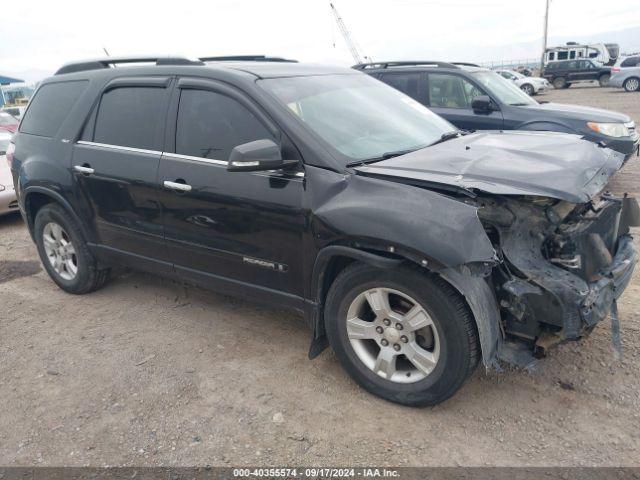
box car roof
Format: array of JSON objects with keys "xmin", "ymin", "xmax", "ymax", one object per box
[
  {"xmin": 353, "ymin": 61, "xmax": 489, "ymax": 74},
  {"xmin": 51, "ymin": 56, "xmax": 356, "ymax": 82},
  {"xmin": 214, "ymin": 61, "xmax": 355, "ymax": 78}
]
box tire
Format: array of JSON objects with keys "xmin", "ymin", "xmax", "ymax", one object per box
[
  {"xmin": 598, "ymin": 74, "xmax": 610, "ymax": 87},
  {"xmin": 553, "ymin": 77, "xmax": 566, "ymax": 89},
  {"xmin": 520, "ymin": 83, "xmax": 535, "ymax": 96},
  {"xmin": 324, "ymin": 263, "xmax": 480, "ymax": 407},
  {"xmin": 623, "ymin": 77, "xmax": 640, "ymax": 92},
  {"xmin": 34, "ymin": 203, "xmax": 110, "ymax": 294}
]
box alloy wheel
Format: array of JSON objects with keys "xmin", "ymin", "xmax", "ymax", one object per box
[
  {"xmin": 522, "ymin": 84, "xmax": 534, "ymax": 95},
  {"xmin": 346, "ymin": 287, "xmax": 440, "ymax": 383},
  {"xmin": 42, "ymin": 222, "xmax": 78, "ymax": 281},
  {"xmin": 625, "ymin": 78, "xmax": 639, "ymax": 92}
]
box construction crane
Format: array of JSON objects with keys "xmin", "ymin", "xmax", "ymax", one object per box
[{"xmin": 330, "ymin": 2, "xmax": 370, "ymax": 64}]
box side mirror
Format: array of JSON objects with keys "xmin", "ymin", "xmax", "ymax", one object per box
[
  {"xmin": 471, "ymin": 95, "xmax": 495, "ymax": 114},
  {"xmin": 227, "ymin": 139, "xmax": 297, "ymax": 172}
]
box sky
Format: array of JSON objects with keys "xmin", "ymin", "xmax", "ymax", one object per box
[{"xmin": 2, "ymin": 0, "xmax": 640, "ymax": 82}]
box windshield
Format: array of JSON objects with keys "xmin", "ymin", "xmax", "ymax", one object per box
[
  {"xmin": 471, "ymin": 71, "xmax": 537, "ymax": 106},
  {"xmin": 0, "ymin": 112, "xmax": 19, "ymax": 127},
  {"xmin": 259, "ymin": 74, "xmax": 455, "ymax": 162}
]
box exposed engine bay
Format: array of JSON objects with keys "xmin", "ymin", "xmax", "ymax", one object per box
[{"xmin": 472, "ymin": 192, "xmax": 639, "ymax": 359}]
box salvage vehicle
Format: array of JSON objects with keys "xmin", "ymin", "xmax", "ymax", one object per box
[
  {"xmin": 8, "ymin": 56, "xmax": 639, "ymax": 406},
  {"xmin": 357, "ymin": 61, "xmax": 638, "ymax": 159},
  {"xmin": 494, "ymin": 69, "xmax": 550, "ymax": 96}
]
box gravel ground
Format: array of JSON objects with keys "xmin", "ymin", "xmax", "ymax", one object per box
[{"xmin": 1, "ymin": 85, "xmax": 639, "ymax": 467}]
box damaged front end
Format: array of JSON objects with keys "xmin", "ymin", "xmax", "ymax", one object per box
[{"xmin": 473, "ymin": 192, "xmax": 639, "ymax": 364}]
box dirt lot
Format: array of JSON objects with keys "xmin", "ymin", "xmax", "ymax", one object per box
[{"xmin": 1, "ymin": 85, "xmax": 640, "ymax": 468}]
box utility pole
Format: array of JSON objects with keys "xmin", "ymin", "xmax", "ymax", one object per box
[{"xmin": 540, "ymin": 0, "xmax": 550, "ymax": 73}]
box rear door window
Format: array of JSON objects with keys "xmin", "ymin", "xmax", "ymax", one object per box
[
  {"xmin": 19, "ymin": 81, "xmax": 88, "ymax": 137},
  {"xmin": 378, "ymin": 72, "xmax": 423, "ymax": 102},
  {"xmin": 175, "ymin": 89, "xmax": 275, "ymax": 161},
  {"xmin": 93, "ymin": 87, "xmax": 168, "ymax": 151}
]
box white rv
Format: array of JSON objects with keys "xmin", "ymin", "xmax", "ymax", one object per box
[{"xmin": 544, "ymin": 43, "xmax": 619, "ymax": 66}]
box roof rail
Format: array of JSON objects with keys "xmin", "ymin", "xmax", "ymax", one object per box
[
  {"xmin": 452, "ymin": 62, "xmax": 481, "ymax": 67},
  {"xmin": 199, "ymin": 55, "xmax": 298, "ymax": 63},
  {"xmin": 55, "ymin": 56, "xmax": 204, "ymax": 75},
  {"xmin": 352, "ymin": 61, "xmax": 459, "ymax": 70}
]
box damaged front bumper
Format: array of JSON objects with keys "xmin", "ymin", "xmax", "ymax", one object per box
[
  {"xmin": 480, "ymin": 193, "xmax": 640, "ymax": 365},
  {"xmin": 582, "ymin": 234, "xmax": 636, "ymax": 328}
]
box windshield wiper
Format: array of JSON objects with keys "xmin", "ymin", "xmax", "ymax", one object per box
[
  {"xmin": 428, "ymin": 130, "xmax": 462, "ymax": 147},
  {"xmin": 346, "ymin": 147, "xmax": 421, "ymax": 168}
]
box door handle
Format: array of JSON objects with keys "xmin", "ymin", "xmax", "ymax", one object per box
[
  {"xmin": 73, "ymin": 165, "xmax": 95, "ymax": 175},
  {"xmin": 163, "ymin": 180, "xmax": 192, "ymax": 192}
]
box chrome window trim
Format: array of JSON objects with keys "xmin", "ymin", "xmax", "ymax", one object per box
[
  {"xmin": 76, "ymin": 140, "xmax": 162, "ymax": 156},
  {"xmin": 162, "ymin": 152, "xmax": 228, "ymax": 166},
  {"xmin": 75, "ymin": 141, "xmax": 305, "ymax": 179}
]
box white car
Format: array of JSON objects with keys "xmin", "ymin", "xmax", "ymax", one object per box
[
  {"xmin": 1, "ymin": 105, "xmax": 27, "ymax": 120},
  {"xmin": 495, "ymin": 69, "xmax": 550, "ymax": 96},
  {"xmin": 0, "ymin": 132, "xmax": 18, "ymax": 216}
]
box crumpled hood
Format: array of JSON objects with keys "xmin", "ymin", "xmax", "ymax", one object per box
[
  {"xmin": 354, "ymin": 131, "xmax": 625, "ymax": 203},
  {"xmin": 524, "ymin": 102, "xmax": 631, "ymax": 123}
]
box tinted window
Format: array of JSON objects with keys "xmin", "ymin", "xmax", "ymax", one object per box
[
  {"xmin": 621, "ymin": 57, "xmax": 640, "ymax": 67},
  {"xmin": 19, "ymin": 81, "xmax": 88, "ymax": 137},
  {"xmin": 176, "ymin": 89, "xmax": 275, "ymax": 161},
  {"xmin": 428, "ymin": 74, "xmax": 485, "ymax": 109},
  {"xmin": 94, "ymin": 87, "xmax": 167, "ymax": 150},
  {"xmin": 378, "ymin": 72, "xmax": 422, "ymax": 101},
  {"xmin": 557, "ymin": 51, "xmax": 568, "ymax": 60}
]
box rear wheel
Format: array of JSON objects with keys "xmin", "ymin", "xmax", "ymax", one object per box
[
  {"xmin": 598, "ymin": 74, "xmax": 610, "ymax": 87},
  {"xmin": 324, "ymin": 263, "xmax": 480, "ymax": 407},
  {"xmin": 34, "ymin": 204, "xmax": 110, "ymax": 294},
  {"xmin": 623, "ymin": 77, "xmax": 640, "ymax": 92},
  {"xmin": 553, "ymin": 77, "xmax": 566, "ymax": 89}
]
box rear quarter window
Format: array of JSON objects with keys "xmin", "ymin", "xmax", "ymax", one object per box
[
  {"xmin": 19, "ymin": 81, "xmax": 88, "ymax": 137},
  {"xmin": 621, "ymin": 57, "xmax": 640, "ymax": 67}
]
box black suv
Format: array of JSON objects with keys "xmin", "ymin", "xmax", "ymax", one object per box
[
  {"xmin": 356, "ymin": 61, "xmax": 638, "ymax": 158},
  {"xmin": 8, "ymin": 56, "xmax": 639, "ymax": 406},
  {"xmin": 542, "ymin": 59, "xmax": 611, "ymax": 88}
]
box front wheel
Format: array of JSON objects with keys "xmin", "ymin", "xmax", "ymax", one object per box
[
  {"xmin": 324, "ymin": 264, "xmax": 480, "ymax": 407},
  {"xmin": 624, "ymin": 77, "xmax": 640, "ymax": 92}
]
